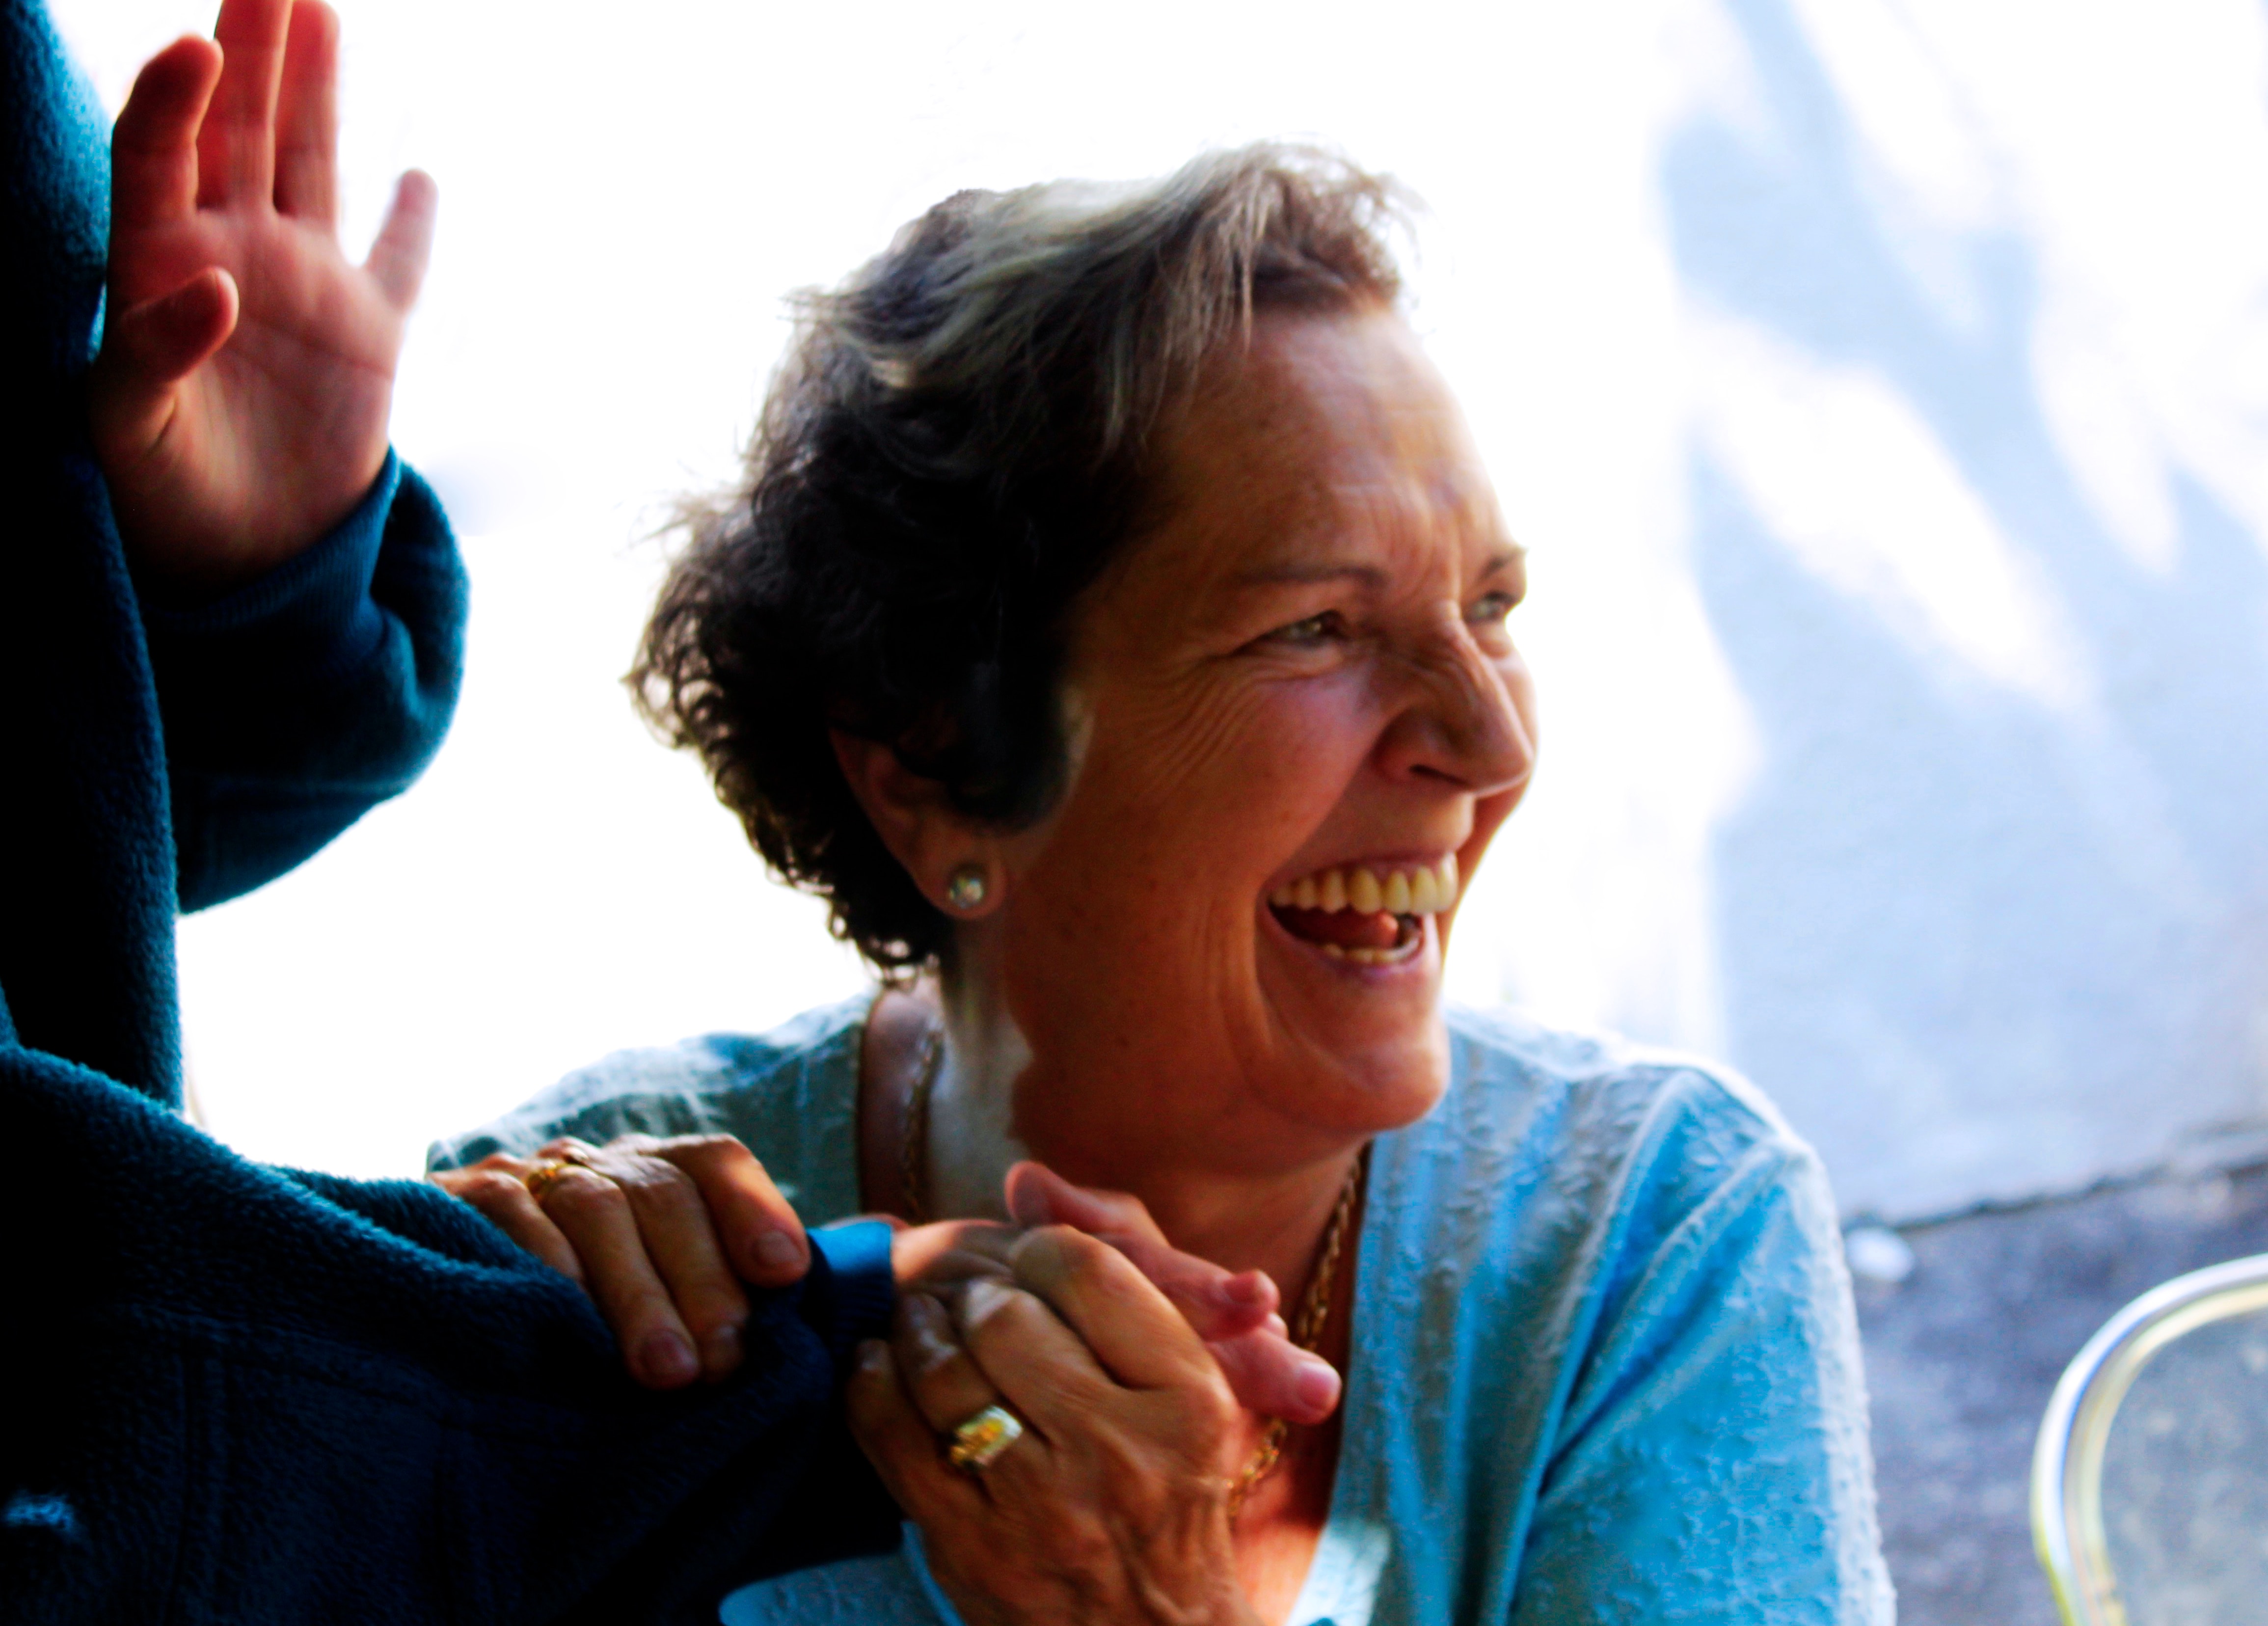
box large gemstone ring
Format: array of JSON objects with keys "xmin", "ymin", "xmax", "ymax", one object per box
[{"xmin": 945, "ymin": 1404, "xmax": 1025, "ymax": 1472}]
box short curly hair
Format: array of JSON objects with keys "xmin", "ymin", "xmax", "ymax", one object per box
[{"xmin": 630, "ymin": 144, "xmax": 1411, "ymax": 970}]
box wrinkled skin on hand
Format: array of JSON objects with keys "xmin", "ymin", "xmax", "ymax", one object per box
[
  {"xmin": 435, "ymin": 1138, "xmax": 1340, "ymax": 1427},
  {"xmin": 850, "ymin": 1227, "xmax": 1263, "ymax": 1626},
  {"xmin": 433, "ymin": 1133, "xmax": 810, "ymax": 1389}
]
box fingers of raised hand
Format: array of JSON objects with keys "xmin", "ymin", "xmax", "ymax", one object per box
[
  {"xmin": 533, "ymin": 1138, "xmax": 750, "ymax": 1386},
  {"xmin": 429, "ymin": 1158, "xmax": 583, "ymax": 1285},
  {"xmin": 89, "ymin": 268, "xmax": 239, "ymax": 454},
  {"xmin": 272, "ymin": 0, "xmax": 338, "ymax": 224},
  {"xmin": 111, "ymin": 35, "xmax": 222, "ymax": 236},
  {"xmin": 362, "ymin": 168, "xmax": 438, "ymax": 313},
  {"xmin": 199, "ymin": 0, "xmax": 293, "ymax": 208}
]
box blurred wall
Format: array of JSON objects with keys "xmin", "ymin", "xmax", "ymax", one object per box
[{"xmin": 53, "ymin": 0, "xmax": 2268, "ymax": 1219}]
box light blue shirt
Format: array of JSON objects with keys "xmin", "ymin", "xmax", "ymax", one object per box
[{"xmin": 432, "ymin": 999, "xmax": 1892, "ymax": 1625}]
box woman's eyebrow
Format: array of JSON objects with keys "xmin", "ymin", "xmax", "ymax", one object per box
[{"xmin": 1230, "ymin": 562, "xmax": 1390, "ymax": 590}]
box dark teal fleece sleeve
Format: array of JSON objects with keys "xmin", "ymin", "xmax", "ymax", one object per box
[
  {"xmin": 0, "ymin": 1042, "xmax": 901, "ymax": 1625},
  {"xmin": 135, "ymin": 451, "xmax": 469, "ymax": 912}
]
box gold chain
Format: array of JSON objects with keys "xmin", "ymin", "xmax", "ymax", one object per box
[
  {"xmin": 1223, "ymin": 1146, "xmax": 1365, "ymax": 1522},
  {"xmin": 893, "ymin": 1014, "xmax": 1365, "ymax": 1524}
]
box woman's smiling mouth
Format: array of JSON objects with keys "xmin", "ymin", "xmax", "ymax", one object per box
[{"xmin": 1267, "ymin": 856, "xmax": 1459, "ymax": 966}]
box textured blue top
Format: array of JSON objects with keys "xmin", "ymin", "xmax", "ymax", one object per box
[
  {"xmin": 1, "ymin": 4, "xmax": 899, "ymax": 1616},
  {"xmin": 432, "ymin": 997, "xmax": 1895, "ymax": 1625}
]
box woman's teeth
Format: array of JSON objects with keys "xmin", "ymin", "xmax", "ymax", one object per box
[
  {"xmin": 1265, "ymin": 856, "xmax": 1460, "ymax": 967},
  {"xmin": 1269, "ymin": 855, "xmax": 1459, "ymax": 918}
]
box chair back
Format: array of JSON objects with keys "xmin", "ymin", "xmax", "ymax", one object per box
[{"xmin": 2031, "ymin": 1251, "xmax": 2268, "ymax": 1625}]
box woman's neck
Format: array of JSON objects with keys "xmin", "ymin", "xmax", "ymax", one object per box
[
  {"xmin": 908, "ymin": 975, "xmax": 1365, "ymax": 1305},
  {"xmin": 922, "ymin": 972, "xmax": 1031, "ymax": 1221}
]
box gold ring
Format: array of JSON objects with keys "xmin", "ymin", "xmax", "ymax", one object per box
[
  {"xmin": 945, "ymin": 1404, "xmax": 1025, "ymax": 1472},
  {"xmin": 523, "ymin": 1157, "xmax": 575, "ymax": 1201}
]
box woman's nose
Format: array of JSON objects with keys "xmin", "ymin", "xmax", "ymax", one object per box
[{"xmin": 1377, "ymin": 634, "xmax": 1535, "ymax": 796}]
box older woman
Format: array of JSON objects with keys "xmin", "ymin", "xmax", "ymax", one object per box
[{"xmin": 432, "ymin": 147, "xmax": 1890, "ymax": 1625}]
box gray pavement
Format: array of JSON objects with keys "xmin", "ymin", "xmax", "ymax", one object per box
[{"xmin": 1855, "ymin": 1161, "xmax": 2268, "ymax": 1625}]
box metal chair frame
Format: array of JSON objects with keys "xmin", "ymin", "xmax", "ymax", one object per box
[{"xmin": 2031, "ymin": 1251, "xmax": 2268, "ymax": 1626}]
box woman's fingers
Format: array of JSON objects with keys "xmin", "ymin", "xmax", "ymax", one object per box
[
  {"xmin": 531, "ymin": 1163, "xmax": 703, "ymax": 1389},
  {"xmin": 999, "ymin": 1168, "xmax": 1343, "ymax": 1422},
  {"xmin": 1004, "ymin": 1160, "xmax": 1153, "ymax": 1237},
  {"xmin": 1207, "ymin": 1328, "xmax": 1341, "ymax": 1427},
  {"xmin": 429, "ymin": 1164, "xmax": 584, "ymax": 1285},
  {"xmin": 545, "ymin": 1138, "xmax": 750, "ymax": 1382},
  {"xmin": 1005, "ymin": 1161, "xmax": 1279, "ymax": 1343},
  {"xmin": 948, "ymin": 1271, "xmax": 1128, "ymax": 1443},
  {"xmin": 892, "ymin": 1217, "xmax": 1019, "ymax": 1290},
  {"xmin": 198, "ymin": 0, "xmax": 292, "ymax": 208},
  {"xmin": 847, "ymin": 1340, "xmax": 990, "ymax": 1529},
  {"xmin": 363, "ymin": 169, "xmax": 437, "ymax": 313},
  {"xmin": 271, "ymin": 0, "xmax": 338, "ymax": 225},
  {"xmin": 434, "ymin": 1135, "xmax": 806, "ymax": 1388},
  {"xmin": 892, "ymin": 1291, "xmax": 1009, "ymax": 1435},
  {"xmin": 1006, "ymin": 1227, "xmax": 1221, "ymax": 1394},
  {"xmin": 109, "ymin": 34, "xmax": 221, "ymax": 239},
  {"xmin": 647, "ymin": 1135, "xmax": 808, "ymax": 1288}
]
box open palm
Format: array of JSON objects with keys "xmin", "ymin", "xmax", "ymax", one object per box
[{"xmin": 89, "ymin": 0, "xmax": 435, "ymax": 592}]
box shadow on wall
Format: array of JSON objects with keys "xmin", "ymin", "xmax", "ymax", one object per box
[{"xmin": 1663, "ymin": 0, "xmax": 2268, "ymax": 1220}]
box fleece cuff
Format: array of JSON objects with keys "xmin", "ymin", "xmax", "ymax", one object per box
[
  {"xmin": 135, "ymin": 451, "xmax": 401, "ymax": 688},
  {"xmin": 804, "ymin": 1220, "xmax": 896, "ymax": 1378}
]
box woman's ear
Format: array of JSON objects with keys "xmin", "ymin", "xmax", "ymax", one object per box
[{"xmin": 830, "ymin": 730, "xmax": 1002, "ymax": 918}]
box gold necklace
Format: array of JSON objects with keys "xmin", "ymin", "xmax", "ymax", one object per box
[
  {"xmin": 895, "ymin": 1016, "xmax": 1364, "ymax": 1521},
  {"xmin": 1224, "ymin": 1148, "xmax": 1364, "ymax": 1521}
]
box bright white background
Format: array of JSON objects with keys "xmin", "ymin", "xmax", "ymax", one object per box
[{"xmin": 52, "ymin": 0, "xmax": 2268, "ymax": 1218}]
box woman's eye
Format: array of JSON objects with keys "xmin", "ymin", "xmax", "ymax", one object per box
[
  {"xmin": 1268, "ymin": 611, "xmax": 1340, "ymax": 646},
  {"xmin": 1467, "ymin": 592, "xmax": 1518, "ymax": 626}
]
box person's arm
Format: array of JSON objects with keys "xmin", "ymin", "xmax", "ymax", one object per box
[
  {"xmin": 1506, "ymin": 1134, "xmax": 1892, "ymax": 1626},
  {"xmin": 139, "ymin": 452, "xmax": 466, "ymax": 909},
  {"xmin": 0, "ymin": 1040, "xmax": 903, "ymax": 1626},
  {"xmin": 86, "ymin": 0, "xmax": 460, "ymax": 909}
]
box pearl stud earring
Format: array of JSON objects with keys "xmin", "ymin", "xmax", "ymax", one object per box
[{"xmin": 945, "ymin": 864, "xmax": 990, "ymax": 912}]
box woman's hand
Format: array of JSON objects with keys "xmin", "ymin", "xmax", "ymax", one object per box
[
  {"xmin": 433, "ymin": 1133, "xmax": 808, "ymax": 1389},
  {"xmin": 1003, "ymin": 1163, "xmax": 1340, "ymax": 1427},
  {"xmin": 436, "ymin": 1138, "xmax": 1342, "ymax": 1428},
  {"xmin": 88, "ymin": 0, "xmax": 436, "ymax": 592},
  {"xmin": 850, "ymin": 1225, "xmax": 1264, "ymax": 1626}
]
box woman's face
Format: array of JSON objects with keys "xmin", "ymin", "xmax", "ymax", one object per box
[{"xmin": 986, "ymin": 305, "xmax": 1537, "ymax": 1181}]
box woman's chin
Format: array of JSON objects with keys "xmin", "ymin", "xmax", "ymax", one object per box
[{"xmin": 1258, "ymin": 905, "xmax": 1453, "ymax": 1131}]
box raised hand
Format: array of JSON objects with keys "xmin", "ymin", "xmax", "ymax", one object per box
[{"xmin": 88, "ymin": 0, "xmax": 436, "ymax": 592}]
